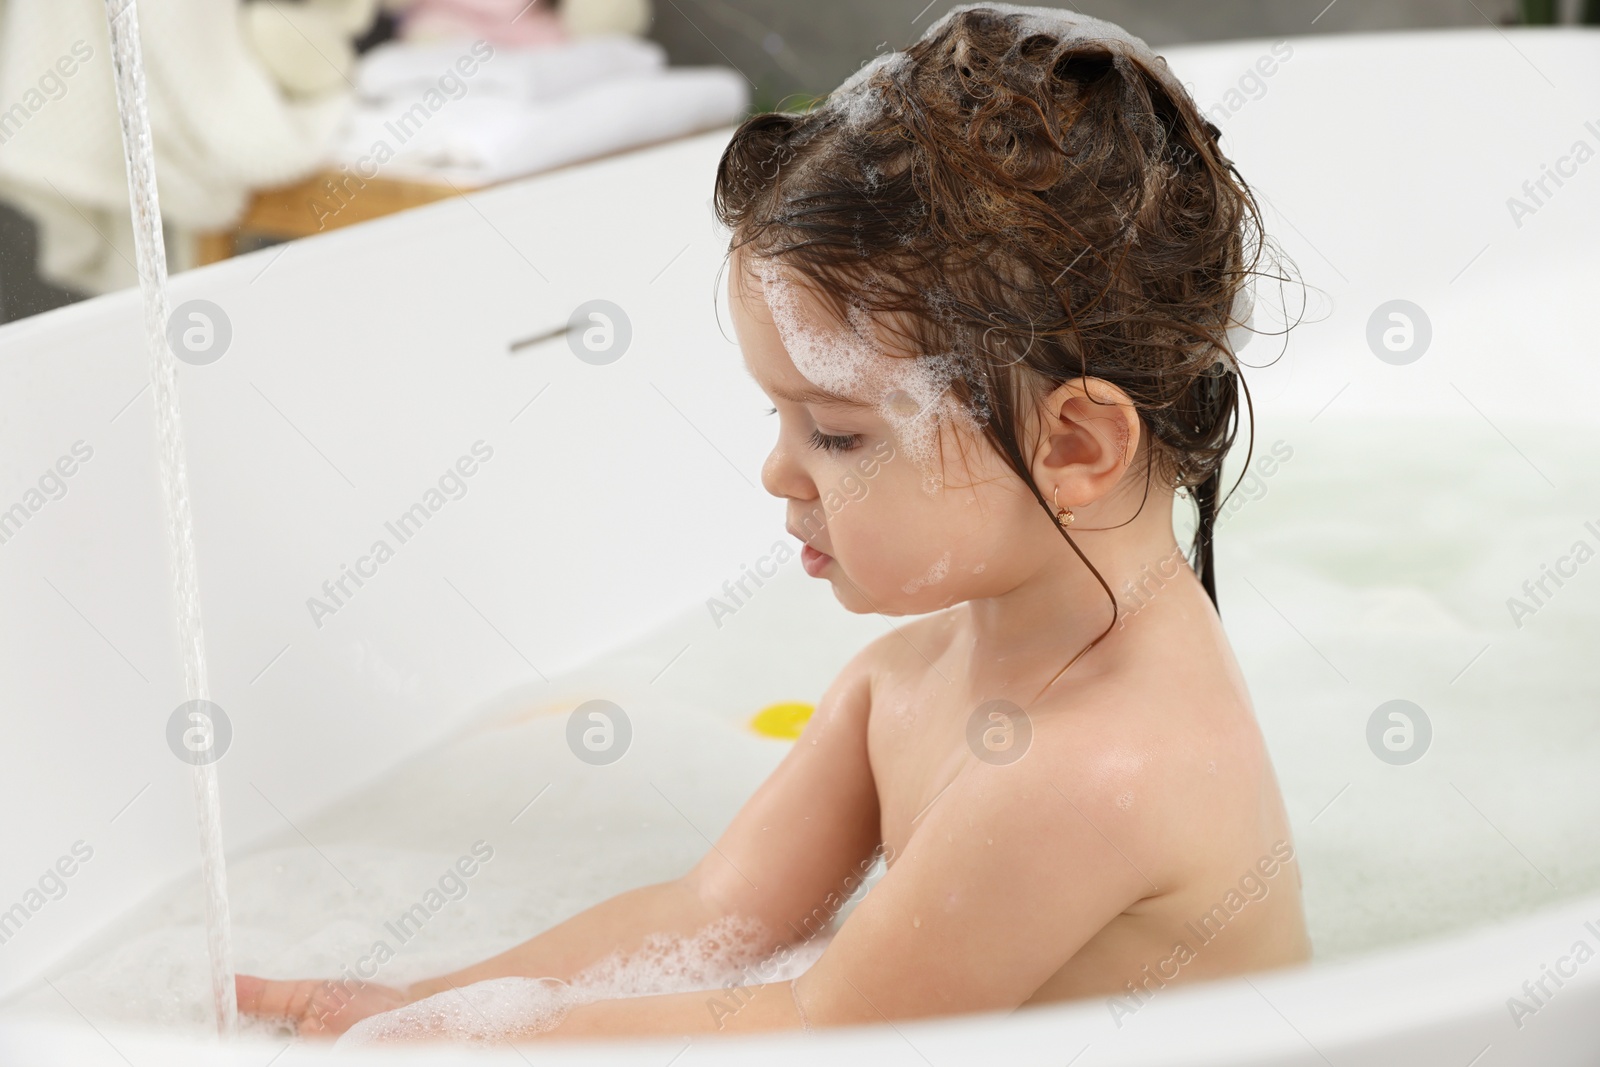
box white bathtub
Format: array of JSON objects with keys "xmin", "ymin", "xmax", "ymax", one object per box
[{"xmin": 2, "ymin": 25, "xmax": 1598, "ymax": 1067}]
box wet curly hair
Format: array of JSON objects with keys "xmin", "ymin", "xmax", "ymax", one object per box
[{"xmin": 713, "ymin": 5, "xmax": 1292, "ymax": 650}]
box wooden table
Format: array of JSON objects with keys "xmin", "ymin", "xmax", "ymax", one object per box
[
  {"xmin": 193, "ymin": 128, "xmax": 728, "ymax": 266},
  {"xmin": 195, "ymin": 172, "xmax": 477, "ymax": 265}
]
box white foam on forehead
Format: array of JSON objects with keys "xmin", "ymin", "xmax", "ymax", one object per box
[{"xmin": 752, "ymin": 256, "xmax": 984, "ymax": 494}]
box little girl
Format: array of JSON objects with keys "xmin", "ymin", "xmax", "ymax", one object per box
[{"xmin": 238, "ymin": 3, "xmax": 1311, "ymax": 1041}]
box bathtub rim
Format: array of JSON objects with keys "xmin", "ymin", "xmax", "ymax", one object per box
[{"xmin": 3, "ymin": 883, "xmax": 1597, "ymax": 1065}]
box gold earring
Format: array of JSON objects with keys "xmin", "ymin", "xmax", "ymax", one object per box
[{"xmin": 1052, "ymin": 486, "xmax": 1075, "ymax": 529}]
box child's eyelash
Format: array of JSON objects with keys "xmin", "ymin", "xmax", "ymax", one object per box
[
  {"xmin": 764, "ymin": 406, "xmax": 862, "ymax": 454},
  {"xmin": 808, "ymin": 428, "xmax": 862, "ymax": 453}
]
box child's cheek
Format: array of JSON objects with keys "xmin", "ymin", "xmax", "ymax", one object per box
[{"xmin": 832, "ymin": 521, "xmax": 907, "ymax": 598}]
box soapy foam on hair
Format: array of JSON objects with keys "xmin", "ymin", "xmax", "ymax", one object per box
[
  {"xmin": 804, "ymin": 5, "xmax": 1249, "ymax": 454},
  {"xmin": 825, "ymin": 4, "xmax": 1192, "ymax": 130},
  {"xmin": 828, "ymin": 51, "xmax": 910, "ymax": 129},
  {"xmin": 755, "ymin": 257, "xmax": 986, "ymax": 494},
  {"xmin": 337, "ymin": 915, "xmax": 829, "ymax": 1046},
  {"xmin": 824, "ymin": 13, "xmax": 1253, "ymax": 372},
  {"xmin": 929, "ymin": 3, "xmax": 1192, "ymax": 100}
]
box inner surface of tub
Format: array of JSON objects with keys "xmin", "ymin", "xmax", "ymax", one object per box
[{"xmin": 4, "ymin": 408, "xmax": 1597, "ymax": 1039}]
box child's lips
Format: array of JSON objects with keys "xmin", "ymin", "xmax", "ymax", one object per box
[{"xmin": 786, "ymin": 524, "xmax": 833, "ymax": 576}]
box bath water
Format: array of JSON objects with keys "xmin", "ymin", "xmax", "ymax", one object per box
[
  {"xmin": 3, "ymin": 325, "xmax": 1594, "ymax": 1048},
  {"xmin": 102, "ymin": 0, "xmax": 236, "ymax": 1037},
  {"xmin": 0, "ymin": 689, "xmax": 852, "ymax": 1043}
]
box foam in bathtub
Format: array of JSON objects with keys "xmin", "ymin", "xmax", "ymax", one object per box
[
  {"xmin": 0, "ymin": 687, "xmax": 845, "ymax": 1042},
  {"xmin": 337, "ymin": 915, "xmax": 827, "ymax": 1046},
  {"xmin": 7, "ymin": 414, "xmax": 1597, "ymax": 1040}
]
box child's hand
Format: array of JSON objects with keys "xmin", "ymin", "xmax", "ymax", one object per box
[{"xmin": 235, "ymin": 973, "xmax": 410, "ymax": 1037}]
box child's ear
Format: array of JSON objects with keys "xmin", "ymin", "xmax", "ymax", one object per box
[{"xmin": 1028, "ymin": 377, "xmax": 1139, "ymax": 507}]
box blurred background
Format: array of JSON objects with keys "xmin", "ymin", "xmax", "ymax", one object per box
[{"xmin": 0, "ymin": 0, "xmax": 1593, "ymax": 326}]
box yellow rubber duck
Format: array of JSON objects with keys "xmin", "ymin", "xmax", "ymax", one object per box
[{"xmin": 748, "ymin": 701, "xmax": 813, "ymax": 740}]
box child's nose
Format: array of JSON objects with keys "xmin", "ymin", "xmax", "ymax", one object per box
[{"xmin": 761, "ymin": 441, "xmax": 815, "ymax": 503}]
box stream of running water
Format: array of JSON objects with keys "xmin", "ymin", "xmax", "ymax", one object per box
[{"xmin": 101, "ymin": 0, "xmax": 237, "ymax": 1038}]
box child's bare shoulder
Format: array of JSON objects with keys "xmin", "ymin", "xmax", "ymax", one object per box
[
  {"xmin": 1022, "ymin": 649, "xmax": 1272, "ymax": 876},
  {"xmin": 812, "ymin": 627, "xmax": 902, "ymax": 735},
  {"xmin": 811, "ymin": 611, "xmax": 969, "ymax": 753}
]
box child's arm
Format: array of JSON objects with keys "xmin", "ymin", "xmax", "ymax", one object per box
[
  {"xmin": 515, "ymin": 703, "xmax": 1163, "ymax": 1040},
  {"xmin": 237, "ymin": 641, "xmax": 884, "ymax": 1036}
]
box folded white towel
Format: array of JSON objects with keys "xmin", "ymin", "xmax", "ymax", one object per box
[
  {"xmin": 335, "ymin": 66, "xmax": 748, "ymax": 186},
  {"xmin": 355, "ymin": 34, "xmax": 667, "ymax": 102}
]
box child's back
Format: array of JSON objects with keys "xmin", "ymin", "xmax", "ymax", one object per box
[{"xmin": 866, "ymin": 574, "xmax": 1310, "ymax": 1009}]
